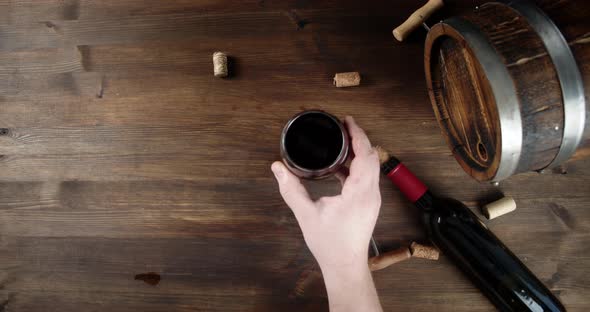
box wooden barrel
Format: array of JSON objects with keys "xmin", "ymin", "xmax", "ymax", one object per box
[{"xmin": 424, "ymin": 0, "xmax": 590, "ymax": 182}]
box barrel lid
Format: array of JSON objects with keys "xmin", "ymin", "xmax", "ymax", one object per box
[{"xmin": 424, "ymin": 17, "xmax": 522, "ymax": 182}]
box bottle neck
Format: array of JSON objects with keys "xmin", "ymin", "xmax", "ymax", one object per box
[
  {"xmin": 381, "ymin": 157, "xmax": 430, "ymax": 207},
  {"xmin": 414, "ymin": 190, "xmax": 434, "ymax": 210}
]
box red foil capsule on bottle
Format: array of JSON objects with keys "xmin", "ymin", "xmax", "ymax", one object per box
[{"xmin": 386, "ymin": 164, "xmax": 428, "ymax": 203}]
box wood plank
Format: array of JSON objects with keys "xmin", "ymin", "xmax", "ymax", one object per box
[
  {"xmin": 0, "ymin": 47, "xmax": 83, "ymax": 75},
  {"xmin": 1, "ymin": 232, "xmax": 587, "ymax": 311},
  {"xmin": 0, "ymin": 10, "xmax": 389, "ymax": 51},
  {"xmin": 1, "ymin": 163, "xmax": 589, "ymax": 239},
  {"xmin": 0, "ymin": 0, "xmax": 420, "ymax": 23},
  {"xmin": 0, "ymin": 140, "xmax": 589, "ymax": 182},
  {"xmin": 0, "ymin": 0, "xmax": 81, "ymax": 23},
  {"xmin": 0, "ymin": 118, "xmax": 443, "ymax": 154},
  {"xmin": 0, "ymin": 0, "xmax": 473, "ymax": 50}
]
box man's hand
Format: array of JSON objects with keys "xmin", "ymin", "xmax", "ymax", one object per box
[
  {"xmin": 271, "ymin": 115, "xmax": 381, "ymax": 270},
  {"xmin": 271, "ymin": 116, "xmax": 383, "ymax": 312}
]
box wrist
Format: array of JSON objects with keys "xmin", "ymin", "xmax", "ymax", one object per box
[
  {"xmin": 320, "ymin": 260, "xmax": 380, "ymax": 312},
  {"xmin": 320, "ymin": 259, "xmax": 371, "ymax": 287},
  {"xmin": 316, "ymin": 247, "xmax": 369, "ymax": 279}
]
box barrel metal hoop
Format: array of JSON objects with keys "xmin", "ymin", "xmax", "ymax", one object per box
[
  {"xmin": 444, "ymin": 17, "xmax": 523, "ymax": 181},
  {"xmin": 509, "ymin": 0, "xmax": 586, "ymax": 169}
]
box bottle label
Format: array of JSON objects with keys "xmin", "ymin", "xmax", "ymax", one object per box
[{"xmin": 386, "ymin": 164, "xmax": 428, "ymax": 203}]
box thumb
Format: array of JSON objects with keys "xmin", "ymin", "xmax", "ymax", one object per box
[{"xmin": 271, "ymin": 161, "xmax": 315, "ymax": 220}]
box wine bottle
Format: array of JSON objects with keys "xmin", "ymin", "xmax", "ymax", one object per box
[{"xmin": 380, "ymin": 154, "xmax": 565, "ymax": 312}]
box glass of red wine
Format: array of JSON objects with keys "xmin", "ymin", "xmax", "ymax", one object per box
[{"xmin": 280, "ymin": 110, "xmax": 349, "ymax": 179}]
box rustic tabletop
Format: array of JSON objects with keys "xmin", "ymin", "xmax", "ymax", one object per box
[{"xmin": 1, "ymin": 0, "xmax": 589, "ymax": 311}]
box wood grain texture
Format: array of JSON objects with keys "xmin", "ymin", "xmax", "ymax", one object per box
[{"xmin": 1, "ymin": 0, "xmax": 589, "ymax": 311}]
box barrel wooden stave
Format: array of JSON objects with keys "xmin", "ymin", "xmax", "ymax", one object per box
[
  {"xmin": 536, "ymin": 0, "xmax": 590, "ymax": 161},
  {"xmin": 465, "ymin": 2, "xmax": 565, "ymax": 174}
]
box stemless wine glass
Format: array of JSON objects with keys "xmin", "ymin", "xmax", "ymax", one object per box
[{"xmin": 280, "ymin": 110, "xmax": 350, "ymax": 179}]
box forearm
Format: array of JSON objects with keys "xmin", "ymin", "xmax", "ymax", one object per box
[{"xmin": 321, "ymin": 262, "xmax": 383, "ymax": 312}]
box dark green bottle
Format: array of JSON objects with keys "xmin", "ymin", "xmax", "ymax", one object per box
[{"xmin": 381, "ymin": 155, "xmax": 566, "ymax": 312}]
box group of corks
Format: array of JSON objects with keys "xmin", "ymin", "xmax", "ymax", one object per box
[
  {"xmin": 213, "ymin": 51, "xmax": 361, "ymax": 88},
  {"xmin": 367, "ymin": 195, "xmax": 517, "ymax": 272},
  {"xmin": 369, "ymin": 242, "xmax": 439, "ymax": 272},
  {"xmin": 367, "ymin": 196, "xmax": 517, "ymax": 272}
]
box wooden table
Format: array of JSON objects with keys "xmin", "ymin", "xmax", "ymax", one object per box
[{"xmin": 1, "ymin": 1, "xmax": 589, "ymax": 311}]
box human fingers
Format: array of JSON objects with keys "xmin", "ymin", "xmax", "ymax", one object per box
[
  {"xmin": 344, "ymin": 116, "xmax": 372, "ymax": 157},
  {"xmin": 343, "ymin": 149, "xmax": 380, "ymax": 195},
  {"xmin": 271, "ymin": 161, "xmax": 315, "ymax": 220},
  {"xmin": 342, "ymin": 117, "xmax": 380, "ymax": 193}
]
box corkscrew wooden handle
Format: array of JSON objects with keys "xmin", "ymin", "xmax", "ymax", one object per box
[
  {"xmin": 368, "ymin": 247, "xmax": 411, "ymax": 271},
  {"xmin": 393, "ymin": 0, "xmax": 443, "ymax": 42}
]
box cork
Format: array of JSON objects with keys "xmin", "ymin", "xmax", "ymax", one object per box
[
  {"xmin": 368, "ymin": 247, "xmax": 411, "ymax": 271},
  {"xmin": 374, "ymin": 146, "xmax": 390, "ymax": 165},
  {"xmin": 212, "ymin": 52, "xmax": 228, "ymax": 78},
  {"xmin": 333, "ymin": 72, "xmax": 361, "ymax": 88},
  {"xmin": 410, "ymin": 242, "xmax": 439, "ymax": 260},
  {"xmin": 482, "ymin": 196, "xmax": 516, "ymax": 220}
]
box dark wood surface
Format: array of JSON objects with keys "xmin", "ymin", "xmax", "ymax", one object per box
[{"xmin": 1, "ymin": 1, "xmax": 589, "ymax": 311}]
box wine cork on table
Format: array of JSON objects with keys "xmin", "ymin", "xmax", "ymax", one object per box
[
  {"xmin": 333, "ymin": 72, "xmax": 361, "ymax": 88},
  {"xmin": 482, "ymin": 196, "xmax": 516, "ymax": 220},
  {"xmin": 212, "ymin": 52, "xmax": 228, "ymax": 78},
  {"xmin": 393, "ymin": 0, "xmax": 444, "ymax": 42},
  {"xmin": 410, "ymin": 242, "xmax": 439, "ymax": 260},
  {"xmin": 368, "ymin": 247, "xmax": 411, "ymax": 271}
]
